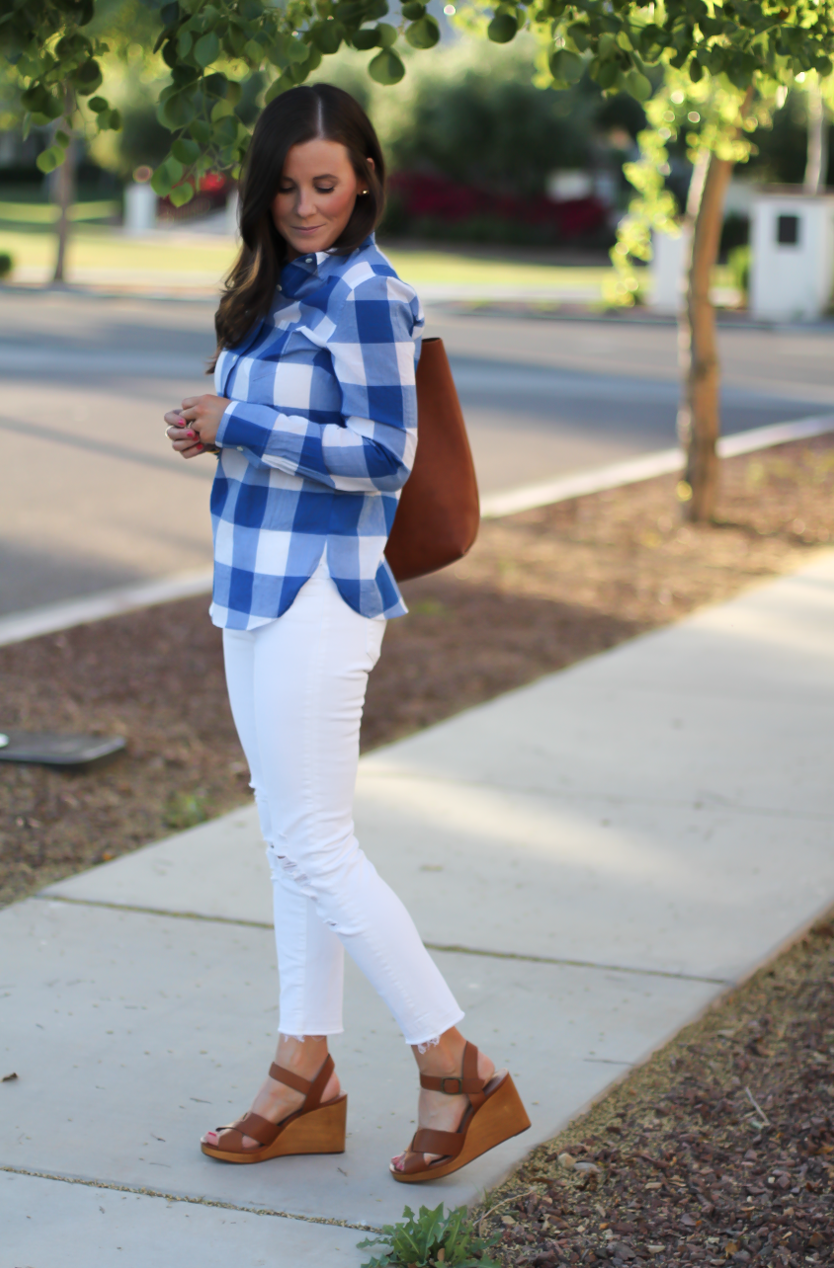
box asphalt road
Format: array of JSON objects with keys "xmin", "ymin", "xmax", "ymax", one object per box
[{"xmin": 2, "ymin": 288, "xmax": 834, "ymax": 618}]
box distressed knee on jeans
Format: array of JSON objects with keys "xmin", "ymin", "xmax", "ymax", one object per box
[{"xmin": 265, "ymin": 842, "xmax": 309, "ymax": 887}]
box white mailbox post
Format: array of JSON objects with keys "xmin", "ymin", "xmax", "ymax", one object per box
[
  {"xmin": 750, "ymin": 190, "xmax": 834, "ymax": 320},
  {"xmin": 650, "ymin": 225, "xmax": 691, "ymax": 312},
  {"xmin": 124, "ymin": 182, "xmax": 157, "ymax": 235}
]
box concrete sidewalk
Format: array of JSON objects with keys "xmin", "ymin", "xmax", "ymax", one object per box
[{"xmin": 4, "ymin": 550, "xmax": 834, "ymax": 1265}]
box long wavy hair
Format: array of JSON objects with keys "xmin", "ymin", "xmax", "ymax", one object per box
[{"xmin": 213, "ymin": 84, "xmax": 386, "ymax": 359}]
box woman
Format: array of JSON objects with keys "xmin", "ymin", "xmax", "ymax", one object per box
[{"xmin": 165, "ymin": 83, "xmax": 529, "ymax": 1182}]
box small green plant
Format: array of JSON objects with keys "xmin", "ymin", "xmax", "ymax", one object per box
[
  {"xmin": 357, "ymin": 1203, "xmax": 501, "ymax": 1268},
  {"xmin": 163, "ymin": 790, "xmax": 209, "ymax": 831},
  {"xmin": 0, "ymin": 252, "xmax": 13, "ymax": 280}
]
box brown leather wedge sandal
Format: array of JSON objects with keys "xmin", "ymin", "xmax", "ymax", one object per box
[
  {"xmin": 201, "ymin": 1053, "xmax": 346, "ymax": 1164},
  {"xmin": 391, "ymin": 1041, "xmax": 530, "ymax": 1183}
]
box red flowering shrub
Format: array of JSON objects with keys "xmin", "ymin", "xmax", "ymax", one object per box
[{"xmin": 383, "ymin": 171, "xmax": 608, "ymax": 246}]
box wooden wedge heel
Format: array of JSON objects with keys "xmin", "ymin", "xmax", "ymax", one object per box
[
  {"xmin": 391, "ymin": 1041, "xmax": 531, "ymax": 1183},
  {"xmin": 201, "ymin": 1053, "xmax": 346, "ymax": 1164}
]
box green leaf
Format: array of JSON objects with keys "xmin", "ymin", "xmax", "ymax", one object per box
[
  {"xmin": 567, "ymin": 21, "xmax": 589, "ymax": 52},
  {"xmin": 160, "ymin": 2, "xmax": 180, "ymax": 27},
  {"xmin": 593, "ymin": 57, "xmax": 619, "ymax": 89},
  {"xmin": 87, "ymin": 95, "xmax": 108, "ymax": 113},
  {"xmin": 243, "ymin": 38, "xmax": 263, "ymax": 62},
  {"xmin": 264, "ymin": 76, "xmax": 290, "ymax": 104},
  {"xmin": 210, "ymin": 98, "xmax": 234, "ymax": 121},
  {"xmin": 194, "ymin": 30, "xmax": 219, "ymax": 67},
  {"xmin": 227, "ymin": 23, "xmax": 247, "ymax": 56},
  {"xmin": 21, "ymin": 84, "xmax": 50, "ymax": 114},
  {"xmin": 104, "ymin": 108, "xmax": 122, "ymax": 131},
  {"xmin": 213, "ymin": 114, "xmax": 239, "ymax": 146},
  {"xmin": 150, "ymin": 157, "xmax": 181, "ymax": 196},
  {"xmin": 549, "ymin": 47, "xmax": 583, "ymax": 83},
  {"xmin": 287, "ymin": 59, "xmax": 310, "ymax": 84},
  {"xmin": 368, "ymin": 46, "xmax": 405, "ymax": 84},
  {"xmin": 405, "ymin": 14, "xmax": 439, "ymax": 48},
  {"xmin": 177, "ymin": 29, "xmax": 193, "ymax": 57},
  {"xmin": 311, "ymin": 19, "xmax": 343, "ymax": 54},
  {"xmin": 400, "ymin": 0, "xmax": 425, "ymax": 16},
  {"xmin": 172, "ymin": 137, "xmax": 200, "ymax": 164},
  {"xmin": 158, "ymin": 90, "xmax": 196, "ymax": 130},
  {"xmin": 72, "ymin": 57, "xmax": 102, "ymax": 95},
  {"xmin": 225, "ymin": 79, "xmax": 242, "ymax": 105},
  {"xmin": 55, "ymin": 129, "xmax": 71, "ymax": 148},
  {"xmin": 376, "ymin": 22, "xmax": 398, "ymax": 47},
  {"xmin": 189, "ymin": 118, "xmax": 212, "ymax": 145},
  {"xmin": 352, "ymin": 27, "xmax": 380, "ymax": 49},
  {"xmin": 623, "ymin": 68, "xmax": 652, "ymax": 100},
  {"xmin": 55, "ymin": 32, "xmax": 91, "ymax": 60},
  {"xmin": 287, "ymin": 35, "xmax": 309, "ymax": 62},
  {"xmin": 35, "ymin": 146, "xmax": 62, "ymax": 174},
  {"xmin": 169, "ymin": 182, "xmax": 194, "ymax": 207},
  {"xmin": 487, "ymin": 12, "xmax": 518, "ymax": 43}
]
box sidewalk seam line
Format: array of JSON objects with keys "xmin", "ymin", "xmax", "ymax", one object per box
[
  {"xmin": 32, "ymin": 893, "xmax": 731, "ymax": 985},
  {"xmin": 0, "ymin": 1163, "xmax": 381, "ymax": 1230}
]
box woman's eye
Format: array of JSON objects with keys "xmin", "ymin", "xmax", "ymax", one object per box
[{"xmin": 315, "ymin": 186, "xmax": 336, "ymax": 194}]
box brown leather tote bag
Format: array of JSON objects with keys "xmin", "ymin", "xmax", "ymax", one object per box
[{"xmin": 385, "ymin": 336, "xmax": 480, "ymax": 583}]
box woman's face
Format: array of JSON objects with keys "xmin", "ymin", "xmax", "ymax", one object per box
[{"xmin": 271, "ymin": 137, "xmax": 370, "ymax": 260}]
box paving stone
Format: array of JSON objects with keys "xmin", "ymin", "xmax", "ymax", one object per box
[
  {"xmin": 0, "ymin": 897, "xmax": 716, "ymax": 1225},
  {"xmin": 3, "ymin": 1171, "xmax": 366, "ymax": 1266}
]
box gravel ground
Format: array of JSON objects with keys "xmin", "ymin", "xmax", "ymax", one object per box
[
  {"xmin": 1, "ymin": 434, "xmax": 833, "ymax": 911},
  {"xmin": 477, "ymin": 915, "xmax": 834, "ymax": 1268}
]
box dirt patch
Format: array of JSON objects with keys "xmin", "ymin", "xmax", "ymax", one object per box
[
  {"xmin": 478, "ymin": 915, "xmax": 834, "ymax": 1268},
  {"xmin": 1, "ymin": 433, "xmax": 833, "ymax": 908}
]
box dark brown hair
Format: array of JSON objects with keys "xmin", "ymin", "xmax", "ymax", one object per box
[{"xmin": 213, "ymin": 84, "xmax": 386, "ymax": 356}]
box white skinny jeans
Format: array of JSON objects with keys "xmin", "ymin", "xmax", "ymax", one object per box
[{"xmin": 222, "ymin": 561, "xmax": 464, "ymax": 1047}]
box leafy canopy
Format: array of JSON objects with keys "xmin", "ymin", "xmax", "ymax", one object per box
[{"xmin": 3, "ymin": 0, "xmax": 834, "ymax": 201}]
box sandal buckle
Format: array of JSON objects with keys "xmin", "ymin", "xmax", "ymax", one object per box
[{"xmin": 440, "ymin": 1076, "xmax": 463, "ymax": 1094}]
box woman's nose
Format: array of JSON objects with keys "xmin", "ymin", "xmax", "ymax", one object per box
[{"xmin": 295, "ymin": 187, "xmax": 317, "ymax": 218}]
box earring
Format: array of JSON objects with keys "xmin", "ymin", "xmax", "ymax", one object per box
[{"xmin": 361, "ymin": 189, "xmax": 369, "ymax": 195}]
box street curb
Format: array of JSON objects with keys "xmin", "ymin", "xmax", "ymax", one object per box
[
  {"xmin": 2, "ymin": 413, "xmax": 832, "ymax": 649},
  {"xmin": 479, "ymin": 413, "xmax": 834, "ymax": 518}
]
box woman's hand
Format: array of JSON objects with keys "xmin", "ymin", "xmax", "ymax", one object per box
[{"xmin": 164, "ymin": 394, "xmax": 231, "ymax": 459}]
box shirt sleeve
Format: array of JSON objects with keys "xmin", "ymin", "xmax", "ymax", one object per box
[{"xmin": 214, "ymin": 272, "xmax": 422, "ymax": 493}]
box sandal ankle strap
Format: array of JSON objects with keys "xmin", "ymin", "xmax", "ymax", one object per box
[
  {"xmin": 269, "ymin": 1053, "xmax": 334, "ymax": 1110},
  {"xmin": 419, "ymin": 1042, "xmax": 486, "ymax": 1105}
]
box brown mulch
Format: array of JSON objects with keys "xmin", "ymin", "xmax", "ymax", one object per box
[
  {"xmin": 1, "ymin": 433, "xmax": 833, "ymax": 910},
  {"xmin": 478, "ymin": 915, "xmax": 834, "ymax": 1268}
]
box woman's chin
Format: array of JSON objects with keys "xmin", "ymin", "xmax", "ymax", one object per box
[{"xmin": 288, "ymin": 230, "xmax": 327, "ymax": 252}]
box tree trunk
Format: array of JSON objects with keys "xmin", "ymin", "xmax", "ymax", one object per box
[
  {"xmin": 677, "ymin": 151, "xmax": 734, "ymax": 522},
  {"xmin": 805, "ymin": 81, "xmax": 828, "ymax": 194},
  {"xmin": 52, "ymin": 96, "xmax": 76, "ymax": 285}
]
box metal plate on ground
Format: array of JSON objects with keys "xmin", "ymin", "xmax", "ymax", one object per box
[{"xmin": 0, "ymin": 730, "xmax": 126, "ymax": 768}]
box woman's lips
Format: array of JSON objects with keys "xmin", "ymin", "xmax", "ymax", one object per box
[{"xmin": 292, "ymin": 225, "xmax": 325, "ymax": 233}]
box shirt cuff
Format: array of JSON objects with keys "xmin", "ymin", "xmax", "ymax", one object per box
[{"xmin": 214, "ymin": 401, "xmax": 241, "ymax": 450}]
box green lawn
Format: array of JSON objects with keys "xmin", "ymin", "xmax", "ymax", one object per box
[{"xmin": 0, "ymin": 222, "xmax": 613, "ymax": 293}]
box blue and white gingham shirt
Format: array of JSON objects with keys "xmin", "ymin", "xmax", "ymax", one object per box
[{"xmin": 209, "ymin": 234, "xmax": 423, "ymax": 629}]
